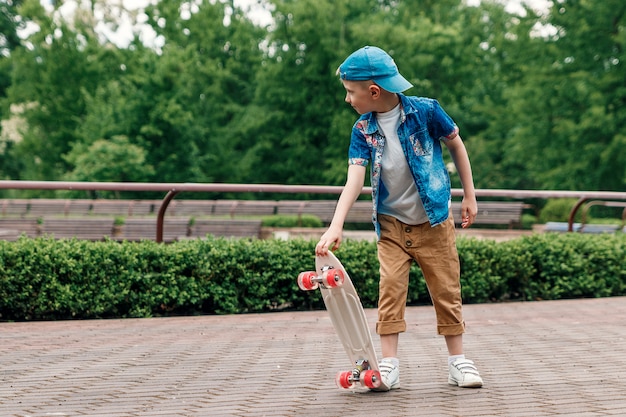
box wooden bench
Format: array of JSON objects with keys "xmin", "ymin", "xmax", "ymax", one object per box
[
  {"xmin": 28, "ymin": 199, "xmax": 74, "ymax": 217},
  {"xmin": 11, "ymin": 199, "xmax": 158, "ymax": 218},
  {"xmin": 28, "ymin": 198, "xmax": 93, "ymax": 216},
  {"xmin": 212, "ymin": 200, "xmax": 277, "ymax": 218},
  {"xmin": 119, "ymin": 218, "xmax": 190, "ymax": 242},
  {"xmin": 346, "ymin": 201, "xmax": 373, "ymax": 223},
  {"xmin": 1, "ymin": 199, "xmax": 30, "ymax": 217},
  {"xmin": 90, "ymin": 200, "xmax": 133, "ymax": 216},
  {"xmin": 167, "ymin": 200, "xmax": 214, "ymax": 217},
  {"xmin": 275, "ymin": 200, "xmax": 373, "ymax": 223},
  {"xmin": 0, "ymin": 218, "xmax": 40, "ymax": 239},
  {"xmin": 189, "ymin": 219, "xmax": 263, "ymax": 239},
  {"xmin": 41, "ymin": 218, "xmax": 115, "ymax": 240},
  {"xmin": 451, "ymin": 201, "xmax": 524, "ymax": 229},
  {"xmin": 65, "ymin": 199, "xmax": 94, "ymax": 216},
  {"xmin": 273, "ymin": 200, "xmax": 522, "ymax": 228},
  {"xmin": 276, "ymin": 200, "xmax": 335, "ymax": 222},
  {"xmin": 128, "ymin": 200, "xmax": 158, "ymax": 216},
  {"xmin": 0, "ymin": 199, "xmax": 528, "ymax": 241},
  {"xmin": 273, "ymin": 200, "xmax": 524, "ymax": 228},
  {"xmin": 90, "ymin": 199, "xmax": 157, "ymax": 216}
]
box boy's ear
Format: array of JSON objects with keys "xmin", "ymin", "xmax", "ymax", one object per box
[{"xmin": 368, "ymin": 83, "xmax": 382, "ymax": 98}]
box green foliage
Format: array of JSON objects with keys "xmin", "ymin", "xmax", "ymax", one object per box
[
  {"xmin": 261, "ymin": 214, "xmax": 323, "ymax": 228},
  {"xmin": 0, "ymin": 0, "xmax": 625, "ymax": 194},
  {"xmin": 521, "ymin": 213, "xmax": 538, "ymax": 230},
  {"xmin": 539, "ymin": 198, "xmax": 579, "ymax": 223},
  {"xmin": 2, "ymin": 4, "xmax": 127, "ymax": 185},
  {"xmin": 64, "ymin": 135, "xmax": 155, "ymax": 184},
  {"xmin": 457, "ymin": 238, "xmax": 511, "ymax": 303},
  {"xmin": 334, "ymin": 239, "xmax": 385, "ymax": 307},
  {"xmin": 506, "ymin": 234, "xmax": 626, "ymax": 301},
  {"xmin": 0, "ymin": 233, "xmax": 624, "ymax": 321},
  {"xmin": 0, "ymin": 1, "xmax": 24, "ymax": 57},
  {"xmin": 477, "ymin": 0, "xmax": 626, "ymax": 191}
]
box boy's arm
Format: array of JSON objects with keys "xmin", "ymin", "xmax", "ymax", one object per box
[
  {"xmin": 444, "ymin": 135, "xmax": 478, "ymax": 228},
  {"xmin": 315, "ymin": 164, "xmax": 367, "ymax": 255}
]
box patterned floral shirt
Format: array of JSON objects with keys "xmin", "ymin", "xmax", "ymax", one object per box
[{"xmin": 348, "ymin": 94, "xmax": 459, "ymax": 236}]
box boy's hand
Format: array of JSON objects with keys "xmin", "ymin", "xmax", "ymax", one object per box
[
  {"xmin": 460, "ymin": 197, "xmax": 478, "ymax": 228},
  {"xmin": 315, "ymin": 227, "xmax": 342, "ymax": 256}
]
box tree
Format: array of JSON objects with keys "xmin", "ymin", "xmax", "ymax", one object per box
[
  {"xmin": 240, "ymin": 0, "xmax": 506, "ymax": 188},
  {"xmin": 454, "ymin": 0, "xmax": 546, "ymax": 190},
  {"xmin": 1, "ymin": 0, "xmax": 624, "ymax": 195},
  {"xmin": 63, "ymin": 135, "xmax": 154, "ymax": 198},
  {"xmin": 138, "ymin": 0, "xmax": 266, "ymax": 185},
  {"xmin": 235, "ymin": 0, "xmax": 450, "ymax": 186},
  {"xmin": 0, "ymin": 0, "xmax": 24, "ymax": 97},
  {"xmin": 499, "ymin": 0, "xmax": 626, "ymax": 191},
  {"xmin": 2, "ymin": 0, "xmax": 127, "ymax": 185},
  {"xmin": 0, "ymin": 0, "xmax": 26, "ymax": 184}
]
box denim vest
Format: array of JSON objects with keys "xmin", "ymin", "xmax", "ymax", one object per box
[{"xmin": 348, "ymin": 94, "xmax": 458, "ymax": 236}]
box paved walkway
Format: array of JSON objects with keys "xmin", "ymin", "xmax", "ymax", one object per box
[{"xmin": 1, "ymin": 297, "xmax": 625, "ymax": 417}]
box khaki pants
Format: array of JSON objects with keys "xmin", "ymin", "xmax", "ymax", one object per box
[{"xmin": 376, "ymin": 214, "xmax": 465, "ymax": 336}]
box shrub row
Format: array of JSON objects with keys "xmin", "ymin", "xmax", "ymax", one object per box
[{"xmin": 0, "ymin": 233, "xmax": 624, "ymax": 321}]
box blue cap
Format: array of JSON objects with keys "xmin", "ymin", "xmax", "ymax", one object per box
[{"xmin": 338, "ymin": 46, "xmax": 413, "ymax": 93}]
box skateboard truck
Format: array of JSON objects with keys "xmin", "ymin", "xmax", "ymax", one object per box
[
  {"xmin": 297, "ymin": 266, "xmax": 345, "ymax": 291},
  {"xmin": 335, "ymin": 359, "xmax": 382, "ymax": 389}
]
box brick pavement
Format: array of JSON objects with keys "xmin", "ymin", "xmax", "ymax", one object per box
[{"xmin": 1, "ymin": 297, "xmax": 625, "ymax": 417}]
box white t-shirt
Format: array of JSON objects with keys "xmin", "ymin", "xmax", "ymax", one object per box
[{"xmin": 377, "ymin": 104, "xmax": 429, "ymax": 225}]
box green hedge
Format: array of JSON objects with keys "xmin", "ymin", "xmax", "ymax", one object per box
[
  {"xmin": 0, "ymin": 233, "xmax": 624, "ymax": 321},
  {"xmin": 261, "ymin": 214, "xmax": 323, "ymax": 228}
]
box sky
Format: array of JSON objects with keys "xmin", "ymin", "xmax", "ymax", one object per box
[
  {"xmin": 26, "ymin": 0, "xmax": 552, "ymax": 49},
  {"xmin": 31, "ymin": 0, "xmax": 275, "ymax": 49}
]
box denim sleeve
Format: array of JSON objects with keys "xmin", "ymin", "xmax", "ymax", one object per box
[
  {"xmin": 429, "ymin": 100, "xmax": 459, "ymax": 142},
  {"xmin": 348, "ymin": 125, "xmax": 370, "ymax": 166}
]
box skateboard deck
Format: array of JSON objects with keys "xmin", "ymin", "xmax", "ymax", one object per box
[{"xmin": 298, "ymin": 251, "xmax": 381, "ymax": 390}]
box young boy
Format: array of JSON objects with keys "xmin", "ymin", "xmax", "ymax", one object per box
[{"xmin": 315, "ymin": 46, "xmax": 483, "ymax": 391}]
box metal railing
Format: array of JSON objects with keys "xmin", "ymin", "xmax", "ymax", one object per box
[
  {"xmin": 1, "ymin": 180, "xmax": 625, "ymax": 242},
  {"xmin": 579, "ymin": 200, "xmax": 626, "ymax": 232}
]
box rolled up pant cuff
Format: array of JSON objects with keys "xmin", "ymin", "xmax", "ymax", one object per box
[
  {"xmin": 437, "ymin": 321, "xmax": 465, "ymax": 336},
  {"xmin": 376, "ymin": 320, "xmax": 406, "ymax": 335}
]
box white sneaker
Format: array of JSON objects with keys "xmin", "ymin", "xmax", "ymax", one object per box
[
  {"xmin": 371, "ymin": 359, "xmax": 400, "ymax": 391},
  {"xmin": 448, "ymin": 358, "xmax": 483, "ymax": 388}
]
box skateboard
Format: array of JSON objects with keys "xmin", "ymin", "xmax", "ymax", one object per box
[{"xmin": 298, "ymin": 251, "xmax": 381, "ymax": 390}]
